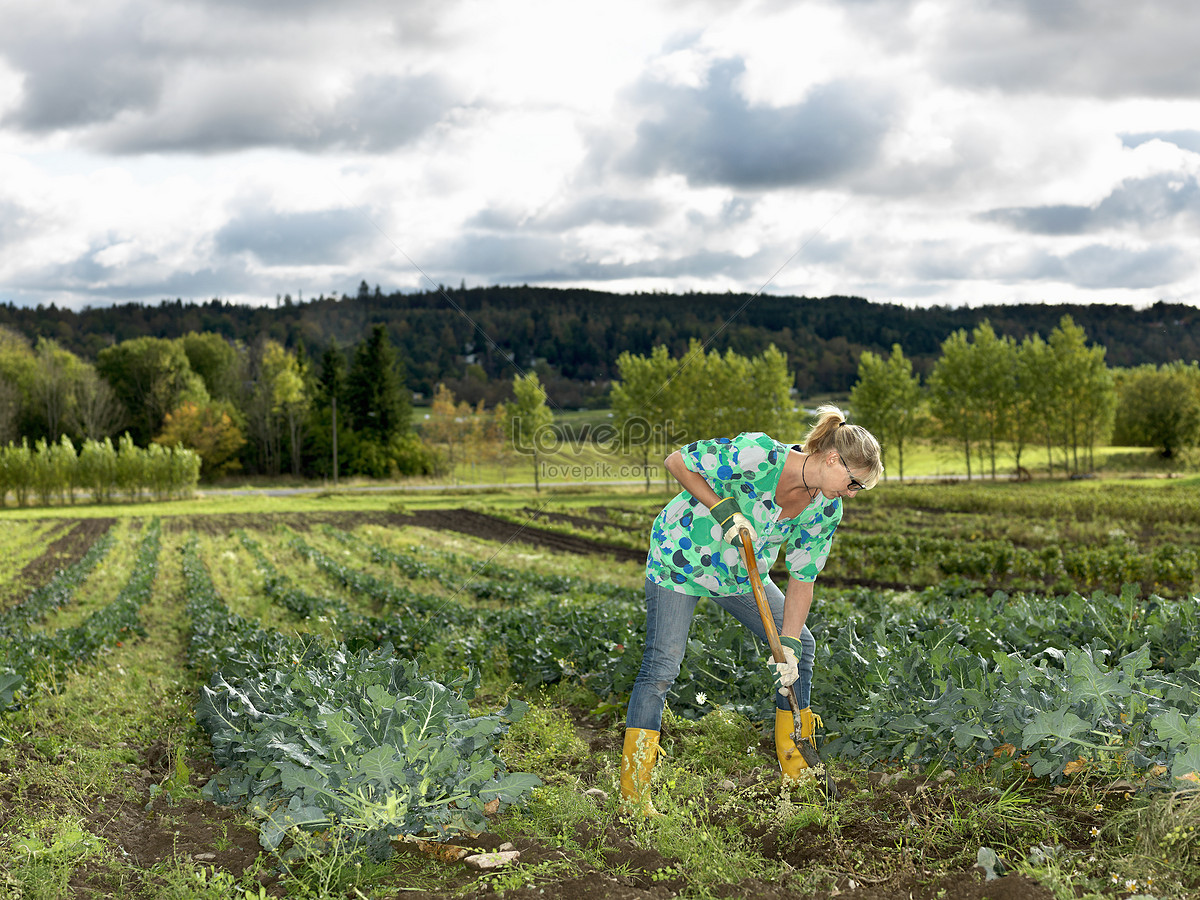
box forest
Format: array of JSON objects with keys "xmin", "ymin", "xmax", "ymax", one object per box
[{"xmin": 2, "ymin": 285, "xmax": 1197, "ymax": 404}]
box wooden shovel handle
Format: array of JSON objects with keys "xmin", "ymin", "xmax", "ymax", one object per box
[
  {"xmin": 738, "ymin": 531, "xmax": 800, "ymax": 717},
  {"xmin": 739, "ymin": 531, "xmax": 836, "ymax": 795}
]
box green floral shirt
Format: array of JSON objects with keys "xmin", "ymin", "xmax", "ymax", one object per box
[{"xmin": 645, "ymin": 432, "xmax": 843, "ymax": 597}]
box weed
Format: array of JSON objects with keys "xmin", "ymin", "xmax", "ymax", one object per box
[
  {"xmin": 4, "ymin": 818, "xmax": 104, "ymax": 900},
  {"xmin": 498, "ymin": 700, "xmax": 590, "ymax": 776},
  {"xmin": 667, "ymin": 706, "xmax": 763, "ymax": 778}
]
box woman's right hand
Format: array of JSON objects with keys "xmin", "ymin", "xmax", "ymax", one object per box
[{"xmin": 723, "ymin": 513, "xmax": 757, "ymax": 545}]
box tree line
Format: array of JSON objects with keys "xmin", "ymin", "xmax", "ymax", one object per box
[
  {"xmin": 3, "ymin": 297, "xmax": 1198, "ymax": 493},
  {"xmin": 847, "ymin": 316, "xmax": 1199, "ymax": 480},
  {"xmin": 3, "ymin": 285, "xmax": 1197, "ymax": 405},
  {"xmin": 0, "ymin": 435, "xmax": 199, "ymax": 506},
  {"xmin": 608, "ymin": 315, "xmax": 1200, "ymax": 482}
]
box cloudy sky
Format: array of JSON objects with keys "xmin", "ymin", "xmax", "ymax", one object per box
[{"xmin": 2, "ymin": 0, "xmax": 1199, "ymax": 311}]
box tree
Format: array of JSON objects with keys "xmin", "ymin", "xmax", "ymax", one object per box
[
  {"xmin": 1011, "ymin": 336, "xmax": 1044, "ymax": 477},
  {"xmin": 670, "ymin": 340, "xmax": 725, "ymax": 440},
  {"xmin": 0, "ymin": 439, "xmax": 33, "ymax": 506},
  {"xmin": 1020, "ymin": 333, "xmax": 1065, "ymax": 477},
  {"xmin": 31, "ymin": 338, "xmax": 86, "ymax": 442},
  {"xmin": 154, "ymin": 401, "xmax": 247, "ymax": 480},
  {"xmin": 610, "ymin": 345, "xmax": 683, "ymax": 490},
  {"xmin": 1111, "ymin": 362, "xmax": 1200, "ymax": 458},
  {"xmin": 0, "ymin": 378, "xmax": 19, "ymax": 446},
  {"xmin": 849, "ymin": 343, "xmax": 923, "ymax": 481},
  {"xmin": 0, "ymin": 326, "xmax": 35, "ymax": 443},
  {"xmin": 423, "ymin": 383, "xmax": 476, "ymax": 479},
  {"xmin": 659, "ymin": 339, "xmax": 796, "ymax": 442},
  {"xmin": 346, "ymin": 325, "xmax": 411, "ymax": 442},
  {"xmin": 77, "ymin": 438, "xmax": 119, "ymax": 503},
  {"xmin": 268, "ymin": 342, "xmax": 310, "ymax": 478},
  {"xmin": 506, "ymin": 373, "xmax": 554, "ymax": 491},
  {"xmin": 481, "ymin": 402, "xmax": 517, "ymax": 482},
  {"xmin": 242, "ymin": 339, "xmax": 282, "ymax": 476},
  {"xmin": 305, "ymin": 343, "xmax": 350, "ymax": 480},
  {"xmin": 95, "ymin": 337, "xmax": 209, "ymax": 444},
  {"xmin": 968, "ymin": 323, "xmax": 1017, "ymax": 480},
  {"xmin": 928, "ymin": 330, "xmax": 979, "ymax": 479},
  {"xmin": 72, "ymin": 367, "xmax": 127, "ymax": 440},
  {"xmin": 180, "ymin": 332, "xmax": 240, "ymax": 402},
  {"xmin": 743, "ymin": 344, "xmax": 798, "ymax": 438},
  {"xmin": 1048, "ymin": 316, "xmax": 1114, "ymax": 473}
]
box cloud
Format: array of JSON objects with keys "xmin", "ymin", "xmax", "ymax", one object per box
[
  {"xmin": 530, "ymin": 195, "xmax": 668, "ymax": 230},
  {"xmin": 4, "ymin": 246, "xmax": 260, "ymax": 307},
  {"xmin": 0, "ymin": 6, "xmax": 166, "ymax": 131},
  {"xmin": 0, "ymin": 1, "xmax": 457, "ymax": 152},
  {"xmin": 214, "ymin": 207, "xmax": 382, "ymax": 266},
  {"xmin": 980, "ymin": 173, "xmax": 1200, "ymax": 235},
  {"xmin": 92, "ymin": 70, "xmax": 455, "ymax": 154},
  {"xmin": 1060, "ymin": 243, "xmax": 1192, "ymax": 290},
  {"xmin": 931, "ymin": 0, "xmax": 1200, "ymax": 98},
  {"xmin": 0, "ymin": 198, "xmax": 33, "ymax": 245},
  {"xmin": 1121, "ymin": 130, "xmax": 1200, "ymax": 154},
  {"xmin": 619, "ymin": 58, "xmax": 898, "ymax": 189},
  {"xmin": 426, "ymin": 229, "xmax": 777, "ymax": 286}
]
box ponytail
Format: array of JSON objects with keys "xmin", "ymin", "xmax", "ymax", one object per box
[{"xmin": 801, "ymin": 405, "xmax": 883, "ymax": 489}]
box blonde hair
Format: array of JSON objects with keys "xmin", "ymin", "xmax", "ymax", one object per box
[{"xmin": 801, "ymin": 405, "xmax": 883, "ymax": 489}]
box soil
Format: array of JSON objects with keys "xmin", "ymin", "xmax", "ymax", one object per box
[{"xmin": 0, "ymin": 517, "xmax": 117, "ymax": 609}]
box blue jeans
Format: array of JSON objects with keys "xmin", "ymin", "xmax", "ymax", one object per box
[{"xmin": 625, "ymin": 577, "xmax": 815, "ymax": 732}]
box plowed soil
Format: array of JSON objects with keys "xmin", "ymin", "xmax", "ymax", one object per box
[{"xmin": 0, "ymin": 517, "xmax": 117, "ymax": 609}]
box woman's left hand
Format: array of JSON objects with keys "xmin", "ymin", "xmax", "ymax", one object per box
[{"xmin": 770, "ymin": 645, "xmax": 799, "ymax": 696}]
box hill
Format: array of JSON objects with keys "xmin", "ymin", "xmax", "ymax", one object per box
[{"xmin": 3, "ymin": 285, "xmax": 1196, "ymax": 405}]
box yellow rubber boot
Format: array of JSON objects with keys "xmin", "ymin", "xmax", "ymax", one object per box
[
  {"xmin": 775, "ymin": 707, "xmax": 823, "ymax": 782},
  {"xmin": 619, "ymin": 727, "xmax": 662, "ymax": 816}
]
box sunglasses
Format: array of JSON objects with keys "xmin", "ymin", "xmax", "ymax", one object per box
[{"xmin": 839, "ymin": 456, "xmax": 865, "ymax": 493}]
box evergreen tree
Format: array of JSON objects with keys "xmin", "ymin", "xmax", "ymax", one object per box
[
  {"xmin": 305, "ymin": 343, "xmax": 350, "ymax": 479},
  {"xmin": 346, "ymin": 325, "xmax": 410, "ymax": 442}
]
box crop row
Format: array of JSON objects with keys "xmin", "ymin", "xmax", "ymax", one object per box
[
  {"xmin": 862, "ymin": 481, "xmax": 1200, "ymax": 528},
  {"xmin": 320, "ymin": 524, "xmax": 637, "ymax": 603},
  {"xmin": 820, "ymin": 619, "xmax": 1200, "ymax": 783},
  {"xmin": 182, "ymin": 537, "xmax": 539, "ymax": 859},
  {"xmin": 0, "ymin": 527, "xmax": 116, "ymax": 636},
  {"xmin": 287, "ymin": 530, "xmax": 1200, "ymax": 786},
  {"xmin": 827, "ymin": 531, "xmax": 1200, "ymax": 595},
  {"xmin": 283, "ymin": 531, "xmax": 819, "ymax": 718},
  {"xmin": 0, "ymin": 520, "xmax": 160, "ymax": 711}
]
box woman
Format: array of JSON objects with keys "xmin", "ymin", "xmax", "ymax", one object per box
[{"xmin": 621, "ymin": 406, "xmax": 882, "ymax": 814}]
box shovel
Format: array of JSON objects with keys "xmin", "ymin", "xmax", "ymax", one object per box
[{"xmin": 738, "ymin": 531, "xmax": 838, "ymax": 799}]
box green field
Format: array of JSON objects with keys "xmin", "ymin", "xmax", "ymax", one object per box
[{"xmin": 1, "ymin": 479, "xmax": 1198, "ymax": 899}]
